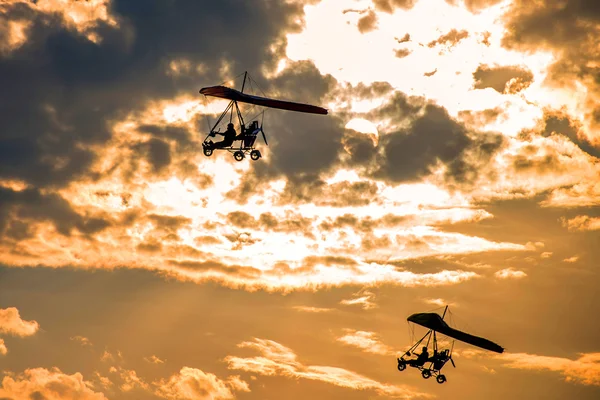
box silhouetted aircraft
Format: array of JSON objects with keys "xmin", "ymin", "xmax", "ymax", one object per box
[
  {"xmin": 397, "ymin": 306, "xmax": 504, "ymax": 384},
  {"xmin": 199, "ymin": 71, "xmax": 328, "ymax": 161}
]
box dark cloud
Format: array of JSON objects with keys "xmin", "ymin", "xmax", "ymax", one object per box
[
  {"xmin": 373, "ymin": 0, "xmax": 417, "ymax": 13},
  {"xmin": 0, "ymin": 0, "xmax": 309, "ymax": 189},
  {"xmin": 473, "ymin": 64, "xmax": 534, "ymax": 94},
  {"xmin": 501, "ymin": 1, "xmax": 600, "ymax": 128},
  {"xmin": 394, "ymin": 48, "xmax": 411, "ymax": 59},
  {"xmin": 319, "ymin": 213, "xmax": 414, "ymax": 233},
  {"xmin": 170, "ymin": 260, "xmax": 262, "ymax": 280},
  {"xmin": 521, "ymin": 108, "xmax": 600, "ymax": 159},
  {"xmin": 226, "ymin": 210, "xmax": 315, "ymax": 237},
  {"xmin": 370, "ymin": 98, "xmax": 505, "ymax": 185},
  {"xmin": 341, "ymin": 129, "xmax": 378, "ymax": 164},
  {"xmin": 458, "ymin": 107, "xmax": 504, "ymax": 127},
  {"xmin": 357, "ymin": 10, "xmax": 378, "ymax": 33},
  {"xmin": 427, "ymin": 29, "xmax": 469, "ymax": 48},
  {"xmin": 480, "ymin": 31, "xmax": 492, "ymax": 46},
  {"xmin": 395, "ymin": 33, "xmax": 411, "ymax": 43},
  {"xmin": 0, "ymin": 187, "xmax": 111, "ymax": 241},
  {"xmin": 445, "ymin": 0, "xmax": 504, "ymax": 13}
]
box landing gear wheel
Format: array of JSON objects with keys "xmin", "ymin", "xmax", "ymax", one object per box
[
  {"xmin": 436, "ymin": 375, "xmax": 446, "ymax": 384},
  {"xmin": 421, "ymin": 370, "xmax": 431, "ymax": 379},
  {"xmin": 397, "ymin": 362, "xmax": 406, "ymax": 372},
  {"xmin": 203, "ymin": 147, "xmax": 213, "ymax": 157},
  {"xmin": 233, "ymin": 151, "xmax": 244, "ymax": 161},
  {"xmin": 250, "ymin": 149, "xmax": 261, "ymax": 160}
]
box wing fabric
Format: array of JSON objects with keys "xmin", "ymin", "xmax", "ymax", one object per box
[
  {"xmin": 200, "ymin": 85, "xmax": 328, "ymax": 115},
  {"xmin": 407, "ymin": 313, "xmax": 504, "ymax": 354}
]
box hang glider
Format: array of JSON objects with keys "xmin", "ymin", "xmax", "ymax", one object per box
[
  {"xmin": 199, "ymin": 85, "xmax": 328, "ymax": 115},
  {"xmin": 199, "ymin": 71, "xmax": 329, "ymax": 162},
  {"xmin": 397, "ymin": 306, "xmax": 504, "ymax": 384},
  {"xmin": 407, "ymin": 312, "xmax": 504, "ymax": 354}
]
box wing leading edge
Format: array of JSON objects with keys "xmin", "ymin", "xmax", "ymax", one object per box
[
  {"xmin": 200, "ymin": 85, "xmax": 328, "ymax": 115},
  {"xmin": 407, "ymin": 312, "xmax": 504, "ymax": 354}
]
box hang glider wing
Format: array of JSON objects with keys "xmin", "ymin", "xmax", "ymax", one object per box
[
  {"xmin": 408, "ymin": 312, "xmax": 504, "ymax": 354},
  {"xmin": 200, "ymin": 85, "xmax": 328, "ymax": 115}
]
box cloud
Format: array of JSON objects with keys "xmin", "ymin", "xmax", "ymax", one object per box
[
  {"xmin": 70, "ymin": 335, "xmax": 93, "ymax": 347},
  {"xmin": 340, "ymin": 290, "xmax": 377, "ymax": 310},
  {"xmin": 0, "ymin": 338, "xmax": 6, "ymax": 356},
  {"xmin": 427, "ymin": 29, "xmax": 469, "ymax": 48},
  {"xmin": 423, "ymin": 298, "xmax": 457, "ymax": 308},
  {"xmin": 0, "ymin": 0, "xmax": 311, "ymax": 191},
  {"xmin": 501, "ymin": 0, "xmax": 600, "ymax": 142},
  {"xmin": 494, "ymin": 268, "xmax": 527, "ymax": 279},
  {"xmin": 337, "ymin": 330, "xmax": 395, "ymax": 355},
  {"xmin": 0, "ymin": 307, "xmax": 39, "ymax": 337},
  {"xmin": 540, "ymin": 252, "xmax": 553, "ymax": 259},
  {"xmin": 144, "ymin": 355, "xmax": 166, "ymax": 364},
  {"xmin": 500, "ymin": 352, "xmax": 600, "ymax": 387},
  {"xmin": 447, "ymin": 0, "xmax": 504, "ymax": 14},
  {"xmin": 357, "ymin": 10, "xmax": 378, "ymax": 33},
  {"xmin": 395, "ymin": 33, "xmax": 411, "ymax": 43},
  {"xmin": 0, "ymin": 367, "xmax": 108, "ymax": 399},
  {"xmin": 368, "ymin": 95, "xmax": 506, "ymax": 186},
  {"xmin": 563, "ymin": 256, "xmax": 579, "ymax": 263},
  {"xmin": 154, "ymin": 367, "xmax": 249, "ymax": 400},
  {"xmin": 472, "ymin": 64, "xmax": 534, "ymax": 94},
  {"xmin": 293, "ymin": 306, "xmax": 333, "ymax": 313},
  {"xmin": 560, "ymin": 215, "xmax": 600, "ymax": 232},
  {"xmin": 109, "ymin": 366, "xmax": 149, "ymax": 392},
  {"xmin": 394, "ymin": 48, "xmax": 412, "ymax": 58},
  {"xmin": 225, "ymin": 338, "xmax": 429, "ymax": 399},
  {"xmin": 373, "ymin": 0, "xmax": 417, "ymax": 14}
]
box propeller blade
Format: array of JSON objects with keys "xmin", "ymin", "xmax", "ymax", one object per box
[
  {"xmin": 260, "ymin": 128, "xmax": 268, "ymax": 146},
  {"xmin": 450, "ymin": 357, "xmax": 456, "ymax": 368}
]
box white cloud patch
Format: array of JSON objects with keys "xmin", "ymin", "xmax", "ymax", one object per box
[
  {"xmin": 340, "ymin": 289, "xmax": 377, "ymax": 310},
  {"xmin": 0, "ymin": 307, "xmax": 39, "ymax": 337},
  {"xmin": 224, "ymin": 338, "xmax": 429, "ymax": 399},
  {"xmin": 563, "ymin": 256, "xmax": 579, "ymax": 263},
  {"xmin": 337, "ymin": 330, "xmax": 395, "ymax": 355},
  {"xmin": 154, "ymin": 367, "xmax": 249, "ymax": 400},
  {"xmin": 494, "ymin": 268, "xmax": 527, "ymax": 279},
  {"xmin": 145, "ymin": 355, "xmax": 166, "ymax": 364},
  {"xmin": 0, "ymin": 367, "xmax": 108, "ymax": 399},
  {"xmin": 500, "ymin": 352, "xmax": 600, "ymax": 387},
  {"xmin": 560, "ymin": 215, "xmax": 600, "ymax": 232},
  {"xmin": 293, "ymin": 306, "xmax": 334, "ymax": 313},
  {"xmin": 70, "ymin": 335, "xmax": 93, "ymax": 347}
]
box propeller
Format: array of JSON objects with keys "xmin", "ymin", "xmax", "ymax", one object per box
[
  {"xmin": 450, "ymin": 357, "xmax": 456, "ymax": 368},
  {"xmin": 260, "ymin": 127, "xmax": 268, "ymax": 146}
]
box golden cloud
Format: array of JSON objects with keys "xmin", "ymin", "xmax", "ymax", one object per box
[
  {"xmin": 224, "ymin": 338, "xmax": 430, "ymax": 398},
  {"xmin": 560, "ymin": 215, "xmax": 600, "ymax": 232},
  {"xmin": 337, "ymin": 330, "xmax": 396, "ymax": 355},
  {"xmin": 494, "ymin": 268, "xmax": 527, "ymax": 279},
  {"xmin": 0, "ymin": 307, "xmax": 39, "ymax": 337},
  {"xmin": 500, "ymin": 352, "xmax": 600, "ymax": 387},
  {"xmin": 0, "ymin": 367, "xmax": 107, "ymax": 400},
  {"xmin": 153, "ymin": 367, "xmax": 249, "ymax": 400}
]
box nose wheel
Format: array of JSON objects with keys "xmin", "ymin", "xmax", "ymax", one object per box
[
  {"xmin": 250, "ymin": 150, "xmax": 261, "ymax": 160},
  {"xmin": 233, "ymin": 151, "xmax": 244, "ymax": 161},
  {"xmin": 436, "ymin": 375, "xmax": 446, "ymax": 384}
]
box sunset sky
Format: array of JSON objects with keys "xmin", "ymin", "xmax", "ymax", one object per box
[{"xmin": 1, "ymin": 0, "xmax": 599, "ymax": 399}]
